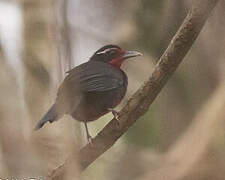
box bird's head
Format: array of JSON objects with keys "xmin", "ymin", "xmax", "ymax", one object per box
[{"xmin": 90, "ymin": 45, "xmax": 142, "ymax": 68}]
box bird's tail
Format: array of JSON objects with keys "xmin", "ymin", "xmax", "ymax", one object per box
[{"xmin": 34, "ymin": 104, "xmax": 59, "ymax": 130}]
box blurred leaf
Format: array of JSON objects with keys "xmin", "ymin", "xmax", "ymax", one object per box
[{"xmin": 124, "ymin": 103, "xmax": 159, "ymax": 148}]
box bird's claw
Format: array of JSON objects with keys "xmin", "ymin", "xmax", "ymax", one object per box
[
  {"xmin": 84, "ymin": 122, "xmax": 93, "ymax": 146},
  {"xmin": 108, "ymin": 108, "xmax": 120, "ymax": 126},
  {"xmin": 87, "ymin": 135, "xmax": 93, "ymax": 146}
]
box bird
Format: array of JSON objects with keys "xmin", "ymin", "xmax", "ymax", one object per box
[{"xmin": 35, "ymin": 44, "xmax": 142, "ymax": 144}]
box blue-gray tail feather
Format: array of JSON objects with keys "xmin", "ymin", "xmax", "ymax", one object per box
[{"xmin": 35, "ymin": 104, "xmax": 58, "ymax": 130}]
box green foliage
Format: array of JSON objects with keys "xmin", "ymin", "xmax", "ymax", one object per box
[
  {"xmin": 124, "ymin": 103, "xmax": 160, "ymax": 148},
  {"xmin": 135, "ymin": 0, "xmax": 187, "ymax": 57},
  {"xmin": 135, "ymin": 0, "xmax": 164, "ymax": 56}
]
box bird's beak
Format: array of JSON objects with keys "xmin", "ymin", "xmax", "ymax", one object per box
[{"xmin": 122, "ymin": 50, "xmax": 142, "ymax": 60}]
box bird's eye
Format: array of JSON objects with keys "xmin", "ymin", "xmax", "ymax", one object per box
[{"xmin": 109, "ymin": 50, "xmax": 117, "ymax": 55}]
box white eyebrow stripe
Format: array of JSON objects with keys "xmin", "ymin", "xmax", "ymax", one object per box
[{"xmin": 96, "ymin": 48, "xmax": 118, "ymax": 55}]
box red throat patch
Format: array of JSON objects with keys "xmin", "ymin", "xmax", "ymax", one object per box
[
  {"xmin": 109, "ymin": 58, "xmax": 124, "ymax": 68},
  {"xmin": 109, "ymin": 49, "xmax": 125, "ymax": 68}
]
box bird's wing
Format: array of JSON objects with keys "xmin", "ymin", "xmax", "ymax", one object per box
[
  {"xmin": 79, "ymin": 72, "xmax": 123, "ymax": 92},
  {"xmin": 63, "ymin": 61, "xmax": 124, "ymax": 92},
  {"xmin": 56, "ymin": 61, "xmax": 124, "ymax": 113}
]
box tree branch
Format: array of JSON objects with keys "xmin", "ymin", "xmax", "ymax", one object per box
[{"xmin": 48, "ymin": 0, "xmax": 219, "ymax": 179}]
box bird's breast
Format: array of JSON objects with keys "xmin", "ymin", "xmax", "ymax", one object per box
[{"xmin": 71, "ymin": 84, "xmax": 127, "ymax": 122}]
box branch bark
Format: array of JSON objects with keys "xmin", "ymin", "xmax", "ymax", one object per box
[{"xmin": 48, "ymin": 0, "xmax": 219, "ymax": 179}]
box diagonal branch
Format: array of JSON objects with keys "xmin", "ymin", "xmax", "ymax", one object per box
[{"xmin": 48, "ymin": 0, "xmax": 219, "ymax": 179}]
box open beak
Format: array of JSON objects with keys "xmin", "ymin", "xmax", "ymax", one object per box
[{"xmin": 122, "ymin": 50, "xmax": 143, "ymax": 60}]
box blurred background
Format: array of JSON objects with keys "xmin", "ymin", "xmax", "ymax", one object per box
[{"xmin": 0, "ymin": 0, "xmax": 225, "ymax": 179}]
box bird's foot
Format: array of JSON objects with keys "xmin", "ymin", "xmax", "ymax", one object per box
[
  {"xmin": 84, "ymin": 122, "xmax": 93, "ymax": 146},
  {"xmin": 87, "ymin": 134, "xmax": 93, "ymax": 146},
  {"xmin": 108, "ymin": 108, "xmax": 120, "ymax": 126}
]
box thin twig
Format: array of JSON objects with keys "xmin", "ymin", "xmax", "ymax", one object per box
[{"xmin": 48, "ymin": 0, "xmax": 219, "ymax": 179}]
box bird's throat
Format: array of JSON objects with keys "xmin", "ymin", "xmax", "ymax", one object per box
[{"xmin": 109, "ymin": 58, "xmax": 124, "ymax": 68}]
